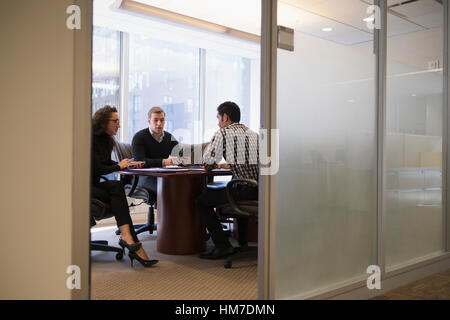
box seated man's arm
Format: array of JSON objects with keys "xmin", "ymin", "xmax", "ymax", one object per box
[{"xmin": 203, "ymin": 130, "xmax": 225, "ymax": 171}]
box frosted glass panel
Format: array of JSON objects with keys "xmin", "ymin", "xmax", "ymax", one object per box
[
  {"xmin": 275, "ymin": 0, "xmax": 377, "ymax": 299},
  {"xmin": 385, "ymin": 1, "xmax": 444, "ymax": 270}
]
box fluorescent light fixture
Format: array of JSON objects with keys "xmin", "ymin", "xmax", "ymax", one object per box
[
  {"xmin": 112, "ymin": 0, "xmax": 260, "ymax": 43},
  {"xmin": 321, "ymin": 27, "xmax": 333, "ymax": 32},
  {"xmin": 363, "ymin": 16, "xmax": 375, "ymax": 22}
]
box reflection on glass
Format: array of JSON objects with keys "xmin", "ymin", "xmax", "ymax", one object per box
[
  {"xmin": 92, "ymin": 26, "xmax": 121, "ymax": 113},
  {"xmin": 385, "ymin": 0, "xmax": 444, "ymax": 270}
]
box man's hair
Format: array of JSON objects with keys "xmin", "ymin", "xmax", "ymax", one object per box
[
  {"xmin": 217, "ymin": 101, "xmax": 241, "ymax": 123},
  {"xmin": 92, "ymin": 105, "xmax": 118, "ymax": 136},
  {"xmin": 148, "ymin": 106, "xmax": 165, "ymax": 119}
]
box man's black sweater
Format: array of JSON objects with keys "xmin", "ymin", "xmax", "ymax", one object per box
[{"xmin": 131, "ymin": 128, "xmax": 179, "ymax": 168}]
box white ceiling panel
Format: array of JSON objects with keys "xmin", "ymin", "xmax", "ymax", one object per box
[
  {"xmin": 281, "ymin": 0, "xmax": 441, "ymax": 44},
  {"xmin": 389, "ymin": 0, "xmax": 443, "ymax": 28}
]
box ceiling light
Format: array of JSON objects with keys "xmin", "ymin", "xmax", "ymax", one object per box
[
  {"xmin": 112, "ymin": 0, "xmax": 260, "ymax": 43},
  {"xmin": 322, "ymin": 27, "xmax": 333, "ymax": 32},
  {"xmin": 363, "ymin": 17, "xmax": 374, "ymax": 22}
]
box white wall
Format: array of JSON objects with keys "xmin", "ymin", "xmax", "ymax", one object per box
[{"xmin": 0, "ymin": 0, "xmax": 91, "ymax": 299}]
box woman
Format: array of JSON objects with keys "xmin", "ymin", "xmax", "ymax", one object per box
[{"xmin": 92, "ymin": 105, "xmax": 158, "ymax": 268}]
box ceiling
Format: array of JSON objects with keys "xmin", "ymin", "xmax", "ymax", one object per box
[
  {"xmin": 280, "ymin": 0, "xmax": 443, "ymax": 45},
  {"xmin": 93, "ymin": 0, "xmax": 260, "ymax": 59},
  {"xmin": 95, "ymin": 0, "xmax": 443, "ymax": 47},
  {"xmin": 134, "ymin": 0, "xmax": 262, "ymax": 35}
]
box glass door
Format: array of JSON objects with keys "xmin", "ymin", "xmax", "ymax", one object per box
[{"xmin": 272, "ymin": 0, "xmax": 378, "ymax": 298}]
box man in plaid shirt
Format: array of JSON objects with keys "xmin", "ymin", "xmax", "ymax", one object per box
[{"xmin": 196, "ymin": 101, "xmax": 259, "ymax": 260}]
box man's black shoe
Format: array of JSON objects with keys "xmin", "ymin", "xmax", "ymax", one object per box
[{"xmin": 199, "ymin": 247, "xmax": 235, "ymax": 260}]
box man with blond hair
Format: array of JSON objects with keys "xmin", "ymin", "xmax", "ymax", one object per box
[{"xmin": 132, "ymin": 106, "xmax": 179, "ymax": 193}]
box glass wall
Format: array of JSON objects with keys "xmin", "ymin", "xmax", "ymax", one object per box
[
  {"xmin": 275, "ymin": 0, "xmax": 377, "ymax": 298},
  {"xmin": 385, "ymin": 0, "xmax": 445, "ymax": 270},
  {"xmin": 272, "ymin": 0, "xmax": 447, "ymax": 298}
]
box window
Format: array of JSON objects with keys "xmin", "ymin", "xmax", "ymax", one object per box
[
  {"xmin": 128, "ymin": 34, "xmax": 200, "ymax": 143},
  {"xmin": 92, "ymin": 26, "xmax": 121, "ymax": 114},
  {"xmin": 204, "ymin": 50, "xmax": 252, "ymax": 141},
  {"xmin": 92, "ymin": 26, "xmax": 259, "ymax": 145}
]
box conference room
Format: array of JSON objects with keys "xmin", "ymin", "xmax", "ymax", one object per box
[
  {"xmin": 89, "ymin": 0, "xmax": 450, "ymax": 300},
  {"xmin": 89, "ymin": 0, "xmax": 261, "ymax": 300},
  {"xmin": 3, "ymin": 0, "xmax": 450, "ymax": 301}
]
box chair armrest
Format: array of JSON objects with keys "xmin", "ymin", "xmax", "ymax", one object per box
[{"xmin": 225, "ymin": 179, "xmax": 258, "ymax": 217}]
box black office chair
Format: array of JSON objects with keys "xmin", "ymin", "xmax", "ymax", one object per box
[
  {"xmin": 113, "ymin": 141, "xmax": 157, "ymax": 236},
  {"xmin": 216, "ymin": 179, "xmax": 258, "ymax": 269},
  {"xmin": 90, "ymin": 198, "xmax": 124, "ymax": 260}
]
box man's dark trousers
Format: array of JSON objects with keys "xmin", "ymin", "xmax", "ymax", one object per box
[{"xmin": 196, "ymin": 185, "xmax": 257, "ymax": 250}]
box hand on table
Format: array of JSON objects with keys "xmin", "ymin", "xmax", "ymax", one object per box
[
  {"xmin": 119, "ymin": 158, "xmax": 132, "ymax": 170},
  {"xmin": 128, "ymin": 161, "xmax": 145, "ymax": 169},
  {"xmin": 162, "ymin": 158, "xmax": 174, "ymax": 167}
]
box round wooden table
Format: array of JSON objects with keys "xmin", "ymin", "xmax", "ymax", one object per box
[{"xmin": 121, "ymin": 168, "xmax": 231, "ymax": 255}]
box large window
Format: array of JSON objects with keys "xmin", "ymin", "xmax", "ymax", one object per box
[
  {"xmin": 92, "ymin": 26, "xmax": 121, "ymax": 114},
  {"xmin": 92, "ymin": 25, "xmax": 259, "ymax": 145},
  {"xmin": 128, "ymin": 34, "xmax": 200, "ymax": 143},
  {"xmin": 204, "ymin": 50, "xmax": 252, "ymax": 141}
]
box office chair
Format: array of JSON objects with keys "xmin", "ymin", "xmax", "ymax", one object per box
[
  {"xmin": 113, "ymin": 140, "xmax": 157, "ymax": 236},
  {"xmin": 215, "ymin": 179, "xmax": 258, "ymax": 269},
  {"xmin": 90, "ymin": 198, "xmax": 124, "ymax": 260}
]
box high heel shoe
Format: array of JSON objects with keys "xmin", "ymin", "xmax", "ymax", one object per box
[
  {"xmin": 128, "ymin": 252, "xmax": 159, "ymax": 268},
  {"xmin": 118, "ymin": 239, "xmax": 142, "ymax": 254}
]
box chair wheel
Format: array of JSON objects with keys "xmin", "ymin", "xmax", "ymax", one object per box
[
  {"xmin": 116, "ymin": 252, "xmax": 123, "ymax": 260},
  {"xmin": 224, "ymin": 260, "xmax": 232, "ymax": 269}
]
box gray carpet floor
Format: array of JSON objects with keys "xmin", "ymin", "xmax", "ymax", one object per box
[{"xmin": 90, "ymin": 226, "xmax": 258, "ymax": 300}]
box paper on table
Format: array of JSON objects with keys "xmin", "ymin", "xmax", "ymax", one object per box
[{"xmin": 128, "ymin": 168, "xmax": 189, "ymax": 172}]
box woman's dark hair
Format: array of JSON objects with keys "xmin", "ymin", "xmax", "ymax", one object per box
[
  {"xmin": 217, "ymin": 101, "xmax": 241, "ymax": 123},
  {"xmin": 92, "ymin": 105, "xmax": 118, "ymax": 136},
  {"xmin": 92, "ymin": 106, "xmax": 118, "ymax": 151}
]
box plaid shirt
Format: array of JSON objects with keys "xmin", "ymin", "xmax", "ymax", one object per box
[{"xmin": 203, "ymin": 123, "xmax": 259, "ymax": 181}]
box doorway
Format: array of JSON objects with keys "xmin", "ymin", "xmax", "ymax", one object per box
[{"xmin": 89, "ymin": 0, "xmax": 262, "ymax": 300}]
